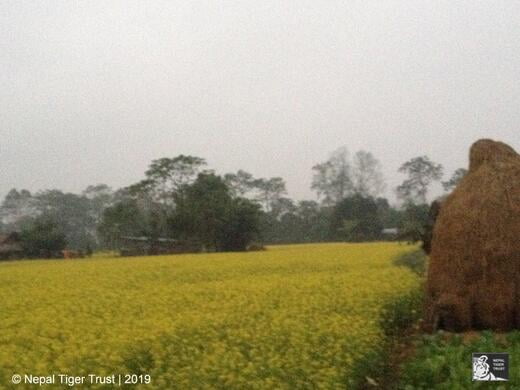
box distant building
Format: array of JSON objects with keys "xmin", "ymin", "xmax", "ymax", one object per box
[
  {"xmin": 381, "ymin": 228, "xmax": 402, "ymax": 241},
  {"xmin": 119, "ymin": 236, "xmax": 202, "ymax": 257},
  {"xmin": 381, "ymin": 228, "xmax": 399, "ymax": 239},
  {"xmin": 0, "ymin": 232, "xmax": 24, "ymax": 260}
]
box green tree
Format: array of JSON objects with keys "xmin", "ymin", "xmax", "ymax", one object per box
[
  {"xmin": 295, "ymin": 200, "xmax": 330, "ymax": 242},
  {"xmin": 33, "ymin": 190, "xmax": 96, "ymax": 250},
  {"xmin": 171, "ymin": 173, "xmax": 261, "ymax": 251},
  {"xmin": 127, "ymin": 155, "xmax": 207, "ymax": 206},
  {"xmin": 97, "ymin": 199, "xmax": 148, "ymax": 248},
  {"xmin": 258, "ymin": 199, "xmax": 332, "ymax": 244},
  {"xmin": 224, "ymin": 170, "xmax": 255, "ymax": 198},
  {"xmin": 396, "ymin": 156, "xmax": 443, "ymax": 204},
  {"xmin": 0, "ymin": 188, "xmax": 35, "ymax": 230},
  {"xmin": 269, "ymin": 197, "xmax": 296, "ymax": 219},
  {"xmin": 20, "ymin": 215, "xmax": 66, "ymax": 258},
  {"xmin": 83, "ymin": 184, "xmax": 114, "ymax": 216},
  {"xmin": 252, "ymin": 177, "xmax": 287, "ymax": 212},
  {"xmin": 375, "ymin": 197, "xmax": 402, "ymax": 228},
  {"xmin": 398, "ymin": 202, "xmax": 430, "ymax": 243},
  {"xmin": 330, "ymin": 194, "xmax": 382, "ymax": 241},
  {"xmin": 171, "ymin": 173, "xmax": 229, "ymax": 248},
  {"xmin": 219, "ymin": 198, "xmax": 261, "ymax": 251}
]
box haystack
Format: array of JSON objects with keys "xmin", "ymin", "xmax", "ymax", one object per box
[{"xmin": 425, "ymin": 139, "xmax": 520, "ymax": 331}]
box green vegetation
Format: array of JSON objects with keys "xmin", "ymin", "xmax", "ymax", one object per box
[
  {"xmin": 351, "ymin": 287, "xmax": 424, "ymax": 389},
  {"xmin": 170, "ymin": 172, "xmax": 261, "ymax": 251},
  {"xmin": 330, "ymin": 194, "xmax": 382, "ymax": 241},
  {"xmin": 19, "ymin": 215, "xmax": 66, "ymax": 258},
  {"xmin": 393, "ymin": 249, "xmax": 428, "ymax": 276},
  {"xmin": 2, "ymin": 147, "xmax": 457, "ymax": 256},
  {"xmin": 399, "ymin": 331, "xmax": 519, "ymax": 389}
]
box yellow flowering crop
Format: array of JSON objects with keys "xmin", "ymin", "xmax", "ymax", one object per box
[{"xmin": 0, "ymin": 243, "xmax": 419, "ymax": 389}]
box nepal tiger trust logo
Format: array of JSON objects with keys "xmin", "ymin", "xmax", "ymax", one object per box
[{"xmin": 472, "ymin": 353, "xmax": 508, "ymax": 381}]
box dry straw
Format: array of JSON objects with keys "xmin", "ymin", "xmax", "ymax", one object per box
[{"xmin": 425, "ymin": 139, "xmax": 520, "ymax": 331}]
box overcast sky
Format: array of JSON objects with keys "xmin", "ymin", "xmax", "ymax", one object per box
[{"xmin": 1, "ymin": 1, "xmax": 519, "ymax": 203}]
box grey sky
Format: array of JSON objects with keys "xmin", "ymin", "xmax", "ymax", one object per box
[{"xmin": 1, "ymin": 1, "xmax": 519, "ymax": 202}]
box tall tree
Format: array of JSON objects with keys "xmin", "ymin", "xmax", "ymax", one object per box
[
  {"xmin": 224, "ymin": 170, "xmax": 254, "ymax": 198},
  {"xmin": 375, "ymin": 197, "xmax": 402, "ymax": 228},
  {"xmin": 311, "ymin": 147, "xmax": 353, "ymax": 206},
  {"xmin": 396, "ymin": 156, "xmax": 443, "ymax": 204},
  {"xmin": 252, "ymin": 177, "xmax": 287, "ymax": 212},
  {"xmin": 33, "ymin": 190, "xmax": 96, "ymax": 250},
  {"xmin": 20, "ymin": 215, "xmax": 66, "ymax": 258},
  {"xmin": 171, "ymin": 173, "xmax": 231, "ymax": 248},
  {"xmin": 83, "ymin": 184, "xmax": 113, "ymax": 206},
  {"xmin": 130, "ymin": 155, "xmax": 207, "ymax": 205},
  {"xmin": 82, "ymin": 184, "xmax": 114, "ymax": 228},
  {"xmin": 442, "ymin": 168, "xmax": 468, "ymax": 192},
  {"xmin": 352, "ymin": 150, "xmax": 385, "ymax": 198},
  {"xmin": 97, "ymin": 199, "xmax": 149, "ymax": 248},
  {"xmin": 219, "ymin": 198, "xmax": 262, "ymax": 251},
  {"xmin": 294, "ymin": 200, "xmax": 330, "ymax": 242},
  {"xmin": 269, "ymin": 197, "xmax": 296, "ymax": 219},
  {"xmin": 398, "ymin": 203, "xmax": 430, "ymax": 243},
  {"xmin": 171, "ymin": 173, "xmax": 260, "ymax": 251}
]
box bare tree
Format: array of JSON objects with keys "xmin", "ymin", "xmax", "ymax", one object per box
[
  {"xmin": 0, "ymin": 188, "xmax": 36, "ymax": 229},
  {"xmin": 396, "ymin": 156, "xmax": 443, "ymax": 204},
  {"xmin": 252, "ymin": 177, "xmax": 287, "ymax": 212},
  {"xmin": 224, "ymin": 170, "xmax": 254, "ymax": 198},
  {"xmin": 442, "ymin": 168, "xmax": 467, "ymax": 192},
  {"xmin": 352, "ymin": 150, "xmax": 385, "ymax": 198},
  {"xmin": 311, "ymin": 146, "xmax": 353, "ymax": 206}
]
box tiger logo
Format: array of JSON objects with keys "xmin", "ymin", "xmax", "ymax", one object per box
[{"xmin": 473, "ymin": 355, "xmax": 506, "ymax": 381}]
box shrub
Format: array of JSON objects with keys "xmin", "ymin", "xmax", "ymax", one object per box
[
  {"xmin": 393, "ymin": 249, "xmax": 428, "ymax": 276},
  {"xmin": 349, "ymin": 289, "xmax": 425, "ymax": 389}
]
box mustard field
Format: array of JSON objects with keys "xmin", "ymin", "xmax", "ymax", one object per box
[{"xmin": 0, "ymin": 243, "xmax": 419, "ymax": 389}]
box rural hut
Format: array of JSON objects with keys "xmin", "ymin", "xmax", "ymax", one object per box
[{"xmin": 0, "ymin": 232, "xmax": 24, "ymax": 260}]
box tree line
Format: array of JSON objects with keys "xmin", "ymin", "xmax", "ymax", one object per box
[{"xmin": 0, "ymin": 148, "xmax": 467, "ymax": 257}]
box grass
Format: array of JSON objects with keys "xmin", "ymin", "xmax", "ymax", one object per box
[
  {"xmin": 399, "ymin": 331, "xmax": 520, "ymax": 389},
  {"xmin": 0, "ymin": 243, "xmax": 420, "ymax": 389}
]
